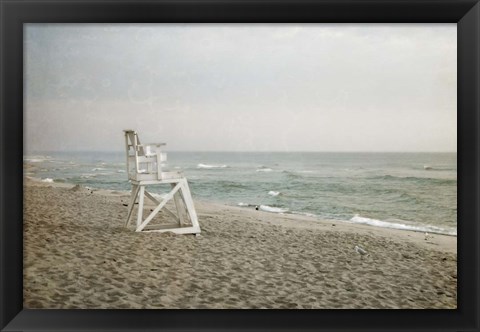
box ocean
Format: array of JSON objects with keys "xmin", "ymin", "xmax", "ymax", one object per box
[{"xmin": 24, "ymin": 151, "xmax": 457, "ymax": 236}]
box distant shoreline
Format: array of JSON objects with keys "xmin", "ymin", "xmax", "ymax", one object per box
[
  {"xmin": 24, "ymin": 165, "xmax": 458, "ymax": 238},
  {"xmin": 24, "ymin": 175, "xmax": 457, "ymax": 252}
]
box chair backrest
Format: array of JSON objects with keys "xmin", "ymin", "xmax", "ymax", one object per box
[{"xmin": 124, "ymin": 130, "xmax": 167, "ymax": 181}]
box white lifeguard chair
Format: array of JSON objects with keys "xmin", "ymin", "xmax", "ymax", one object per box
[{"xmin": 123, "ymin": 130, "xmax": 200, "ymax": 234}]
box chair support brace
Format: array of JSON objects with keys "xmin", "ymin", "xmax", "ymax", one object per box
[{"xmin": 125, "ymin": 179, "xmax": 200, "ymax": 235}]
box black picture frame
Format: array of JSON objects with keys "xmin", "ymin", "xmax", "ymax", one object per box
[{"xmin": 1, "ymin": 0, "xmax": 479, "ymax": 331}]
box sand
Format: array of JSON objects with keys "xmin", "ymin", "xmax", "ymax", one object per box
[{"xmin": 23, "ymin": 177, "xmax": 457, "ymax": 309}]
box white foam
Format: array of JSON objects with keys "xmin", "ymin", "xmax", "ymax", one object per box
[
  {"xmin": 292, "ymin": 211, "xmax": 317, "ymax": 218},
  {"xmin": 24, "ymin": 155, "xmax": 51, "ymax": 163},
  {"xmin": 41, "ymin": 178, "xmax": 54, "ymax": 183},
  {"xmin": 268, "ymin": 191, "xmax": 280, "ymax": 197},
  {"xmin": 116, "ymin": 169, "xmax": 126, "ymax": 173},
  {"xmin": 349, "ymin": 214, "xmax": 456, "ymax": 236},
  {"xmin": 92, "ymin": 167, "xmax": 107, "ymax": 171},
  {"xmin": 259, "ymin": 205, "xmax": 288, "ymax": 213},
  {"xmin": 256, "ymin": 168, "xmax": 273, "ymax": 172},
  {"xmin": 24, "ymin": 158, "xmax": 44, "ymax": 163},
  {"xmin": 238, "ymin": 202, "xmax": 249, "ymax": 206},
  {"xmin": 80, "ymin": 173, "xmax": 97, "ymax": 178},
  {"xmin": 151, "ymin": 193, "xmax": 168, "ymax": 200},
  {"xmin": 197, "ymin": 163, "xmax": 228, "ymax": 169}
]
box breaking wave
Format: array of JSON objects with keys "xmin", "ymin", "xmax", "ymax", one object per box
[
  {"xmin": 349, "ymin": 214, "xmax": 456, "ymax": 236},
  {"xmin": 258, "ymin": 205, "xmax": 289, "ymax": 213},
  {"xmin": 197, "ymin": 163, "xmax": 228, "ymax": 169}
]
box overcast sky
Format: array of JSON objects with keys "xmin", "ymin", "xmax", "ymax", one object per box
[{"xmin": 24, "ymin": 24, "xmax": 456, "ymax": 152}]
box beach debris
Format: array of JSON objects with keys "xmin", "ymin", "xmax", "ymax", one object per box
[
  {"xmin": 424, "ymin": 232, "xmax": 429, "ymax": 240},
  {"xmin": 354, "ymin": 245, "xmax": 369, "ymax": 258},
  {"xmin": 68, "ymin": 184, "xmax": 94, "ymax": 195},
  {"xmin": 424, "ymin": 165, "xmax": 433, "ymax": 170},
  {"xmin": 70, "ymin": 184, "xmax": 82, "ymax": 191}
]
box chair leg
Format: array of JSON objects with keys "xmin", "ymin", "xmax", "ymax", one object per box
[
  {"xmin": 136, "ymin": 186, "xmax": 145, "ymax": 229},
  {"xmin": 125, "ymin": 184, "xmax": 140, "ymax": 227},
  {"xmin": 171, "ymin": 183, "xmax": 186, "ymax": 226},
  {"xmin": 180, "ymin": 179, "xmax": 200, "ymax": 229}
]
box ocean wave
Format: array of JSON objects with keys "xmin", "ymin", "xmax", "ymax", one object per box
[
  {"xmin": 349, "ymin": 214, "xmax": 456, "ymax": 236},
  {"xmin": 197, "ymin": 163, "xmax": 228, "ymax": 169},
  {"xmin": 268, "ymin": 191, "xmax": 280, "ymax": 197},
  {"xmin": 282, "ymin": 170, "xmax": 302, "ymax": 178},
  {"xmin": 41, "ymin": 178, "xmax": 54, "ymax": 183},
  {"xmin": 258, "ymin": 205, "xmax": 288, "ymax": 213},
  {"xmin": 80, "ymin": 173, "xmax": 97, "ymax": 179},
  {"xmin": 24, "ymin": 155, "xmax": 52, "ymax": 163},
  {"xmin": 422, "ymin": 165, "xmax": 456, "ymax": 171},
  {"xmin": 215, "ymin": 181, "xmax": 248, "ymax": 189},
  {"xmin": 92, "ymin": 167, "xmax": 108, "ymax": 171},
  {"xmin": 282, "ymin": 170, "xmax": 317, "ymax": 176},
  {"xmin": 256, "ymin": 168, "xmax": 273, "ymax": 172},
  {"xmin": 291, "ymin": 211, "xmax": 317, "ymax": 218},
  {"xmin": 24, "ymin": 158, "xmax": 46, "ymax": 163},
  {"xmin": 237, "ymin": 203, "xmax": 288, "ymax": 213},
  {"xmin": 373, "ymin": 175, "xmax": 456, "ymax": 184}
]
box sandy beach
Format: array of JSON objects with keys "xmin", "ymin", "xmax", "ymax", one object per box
[{"xmin": 23, "ymin": 177, "xmax": 457, "ymax": 309}]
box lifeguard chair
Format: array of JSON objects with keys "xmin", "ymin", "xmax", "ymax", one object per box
[{"xmin": 123, "ymin": 130, "xmax": 200, "ymax": 234}]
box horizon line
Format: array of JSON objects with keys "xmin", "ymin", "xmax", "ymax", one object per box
[{"xmin": 24, "ymin": 150, "xmax": 458, "ymax": 154}]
